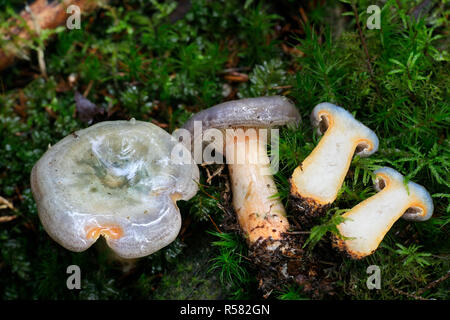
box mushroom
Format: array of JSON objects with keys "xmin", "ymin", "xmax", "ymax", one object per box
[
  {"xmin": 334, "ymin": 167, "xmax": 434, "ymax": 259},
  {"xmin": 290, "ymin": 102, "xmax": 379, "ymax": 214},
  {"xmin": 182, "ymin": 96, "xmax": 300, "ymax": 247},
  {"xmin": 31, "ymin": 120, "xmax": 199, "ymax": 259}
]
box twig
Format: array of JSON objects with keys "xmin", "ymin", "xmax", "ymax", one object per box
[
  {"xmin": 284, "ymin": 231, "xmax": 310, "ymax": 235},
  {"xmin": 0, "ymin": 196, "xmax": 14, "ymax": 210},
  {"xmin": 271, "ymin": 85, "xmax": 293, "ymax": 90},
  {"xmin": 0, "ymin": 215, "xmax": 17, "ymax": 223},
  {"xmin": 390, "ymin": 286, "xmax": 429, "ymax": 300},
  {"xmin": 208, "ymin": 214, "xmax": 222, "ymax": 234},
  {"xmin": 351, "ymin": 3, "xmax": 381, "ymax": 96},
  {"xmin": 416, "ymin": 271, "xmax": 450, "ymax": 296},
  {"xmin": 0, "ymin": 0, "xmax": 107, "ymax": 72},
  {"xmin": 205, "ymin": 165, "xmax": 225, "ymax": 185},
  {"xmin": 223, "ymin": 72, "xmax": 249, "ymax": 82},
  {"xmin": 26, "ymin": 4, "xmax": 47, "ymax": 78},
  {"xmin": 83, "ymin": 80, "xmax": 94, "ymax": 97},
  {"xmin": 351, "ymin": 3, "xmax": 374, "ymax": 76}
]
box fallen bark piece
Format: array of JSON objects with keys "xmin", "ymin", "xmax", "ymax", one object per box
[
  {"xmin": 0, "ymin": 0, "xmax": 106, "ymax": 71},
  {"xmin": 0, "ymin": 196, "xmax": 14, "ymax": 210}
]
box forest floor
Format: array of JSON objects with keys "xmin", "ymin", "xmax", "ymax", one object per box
[{"xmin": 0, "ymin": 0, "xmax": 449, "ymax": 300}]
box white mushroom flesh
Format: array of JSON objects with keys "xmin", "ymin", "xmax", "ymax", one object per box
[
  {"xmin": 291, "ymin": 103, "xmax": 379, "ymax": 206},
  {"xmin": 336, "ymin": 167, "xmax": 434, "ymax": 259}
]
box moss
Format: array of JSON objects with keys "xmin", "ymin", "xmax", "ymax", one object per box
[
  {"xmin": 0, "ymin": 0, "xmax": 448, "ymax": 300},
  {"xmin": 152, "ymin": 232, "xmax": 226, "ymax": 300}
]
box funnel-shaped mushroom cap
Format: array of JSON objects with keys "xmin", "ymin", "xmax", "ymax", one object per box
[
  {"xmin": 182, "ymin": 96, "xmax": 300, "ymax": 134},
  {"xmin": 335, "ymin": 167, "xmax": 434, "ymax": 258},
  {"xmin": 31, "ymin": 120, "xmax": 199, "ymax": 259}
]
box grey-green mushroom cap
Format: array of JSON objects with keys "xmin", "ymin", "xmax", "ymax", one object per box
[
  {"xmin": 182, "ymin": 96, "xmax": 301, "ymax": 133},
  {"xmin": 31, "ymin": 120, "xmax": 199, "ymax": 259}
]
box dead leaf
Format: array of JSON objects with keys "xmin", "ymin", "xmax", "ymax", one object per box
[
  {"xmin": 0, "ymin": 196, "xmax": 14, "ymax": 210},
  {"xmin": 74, "ymin": 91, "xmax": 104, "ymax": 124},
  {"xmin": 0, "ymin": 215, "xmax": 17, "ymax": 223}
]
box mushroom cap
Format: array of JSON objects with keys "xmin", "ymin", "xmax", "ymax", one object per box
[
  {"xmin": 311, "ymin": 102, "xmax": 379, "ymax": 157},
  {"xmin": 31, "ymin": 120, "xmax": 199, "ymax": 259},
  {"xmin": 182, "ymin": 96, "xmax": 301, "ymax": 134},
  {"xmin": 374, "ymin": 167, "xmax": 434, "ymax": 221}
]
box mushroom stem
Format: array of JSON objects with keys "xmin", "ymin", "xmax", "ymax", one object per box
[
  {"xmin": 226, "ymin": 128, "xmax": 289, "ymax": 245},
  {"xmin": 334, "ymin": 167, "xmax": 434, "ymax": 259},
  {"xmin": 292, "ymin": 129, "xmax": 360, "ymax": 204},
  {"xmin": 290, "ymin": 103, "xmax": 379, "ymax": 213}
]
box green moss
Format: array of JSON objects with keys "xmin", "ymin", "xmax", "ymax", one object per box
[{"xmin": 0, "ymin": 0, "xmax": 448, "ymax": 300}]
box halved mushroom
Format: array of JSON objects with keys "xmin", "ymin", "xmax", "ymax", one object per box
[
  {"xmin": 31, "ymin": 120, "xmax": 199, "ymax": 259},
  {"xmin": 290, "ymin": 103, "xmax": 379, "ymax": 215},
  {"xmin": 334, "ymin": 167, "xmax": 434, "ymax": 259},
  {"xmin": 182, "ymin": 96, "xmax": 300, "ymax": 248}
]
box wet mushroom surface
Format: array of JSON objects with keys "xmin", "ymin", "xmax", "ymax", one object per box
[
  {"xmin": 31, "ymin": 120, "xmax": 199, "ymax": 259},
  {"xmin": 0, "ymin": 0, "xmax": 447, "ymax": 301},
  {"xmin": 182, "ymin": 96, "xmax": 300, "ymax": 248}
]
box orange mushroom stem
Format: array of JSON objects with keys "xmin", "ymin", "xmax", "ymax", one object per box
[
  {"xmin": 182, "ymin": 96, "xmax": 301, "ymax": 249},
  {"xmin": 226, "ymin": 128, "xmax": 289, "ymax": 246}
]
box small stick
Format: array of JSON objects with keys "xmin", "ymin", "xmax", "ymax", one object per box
[
  {"xmin": 284, "ymin": 231, "xmax": 311, "ymax": 235},
  {"xmin": 0, "ymin": 215, "xmax": 17, "ymax": 223},
  {"xmin": 351, "ymin": 3, "xmax": 374, "ymax": 76},
  {"xmin": 416, "ymin": 271, "xmax": 450, "ymax": 296},
  {"xmin": 205, "ymin": 164, "xmax": 225, "ymax": 185},
  {"xmin": 391, "ymin": 286, "xmax": 429, "ymax": 300},
  {"xmin": 26, "ymin": 4, "xmax": 47, "ymax": 78},
  {"xmin": 83, "ymin": 79, "xmax": 94, "ymax": 97},
  {"xmin": 208, "ymin": 214, "xmax": 222, "ymax": 234},
  {"xmin": 271, "ymin": 85, "xmax": 293, "ymax": 90},
  {"xmin": 351, "ymin": 3, "xmax": 381, "ymax": 96},
  {"xmin": 0, "ymin": 196, "xmax": 14, "ymax": 210}
]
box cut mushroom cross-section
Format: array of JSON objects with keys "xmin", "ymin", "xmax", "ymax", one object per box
[
  {"xmin": 334, "ymin": 167, "xmax": 434, "ymax": 259},
  {"xmin": 182, "ymin": 96, "xmax": 301, "ymax": 247},
  {"xmin": 290, "ymin": 103, "xmax": 379, "ymax": 215},
  {"xmin": 31, "ymin": 120, "xmax": 199, "ymax": 259}
]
